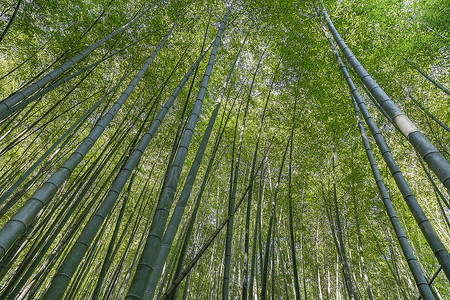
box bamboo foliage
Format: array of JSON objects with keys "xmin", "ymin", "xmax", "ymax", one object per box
[
  {"xmin": 0, "ymin": 1, "xmax": 448, "ymax": 299},
  {"xmin": 0, "ymin": 28, "xmax": 164, "ymax": 120}
]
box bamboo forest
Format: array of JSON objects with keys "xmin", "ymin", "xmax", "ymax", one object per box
[{"xmin": 0, "ymin": 0, "xmax": 449, "ymax": 299}]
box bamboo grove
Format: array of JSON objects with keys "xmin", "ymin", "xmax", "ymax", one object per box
[{"xmin": 0, "ymin": 0, "xmax": 449, "ymax": 299}]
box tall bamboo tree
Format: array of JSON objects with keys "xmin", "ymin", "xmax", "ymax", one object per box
[
  {"xmin": 320, "ymin": 5, "xmax": 450, "ymax": 282},
  {"xmin": 126, "ymin": 6, "xmax": 231, "ymax": 299}
]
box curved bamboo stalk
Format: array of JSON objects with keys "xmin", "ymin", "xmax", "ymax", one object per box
[
  {"xmin": 287, "ymin": 96, "xmax": 302, "ymax": 300},
  {"xmin": 91, "ymin": 172, "xmax": 136, "ymax": 300},
  {"xmin": 274, "ymin": 219, "xmax": 290, "ymax": 299},
  {"xmin": 106, "ymin": 152, "xmax": 164, "ymax": 299},
  {"xmin": 222, "ymin": 95, "xmax": 243, "ymax": 300},
  {"xmin": 350, "ymin": 153, "xmax": 374, "ymax": 300},
  {"xmin": 331, "ymin": 150, "xmax": 356, "ymax": 299},
  {"xmin": 170, "ymin": 87, "xmax": 244, "ymax": 300}
]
